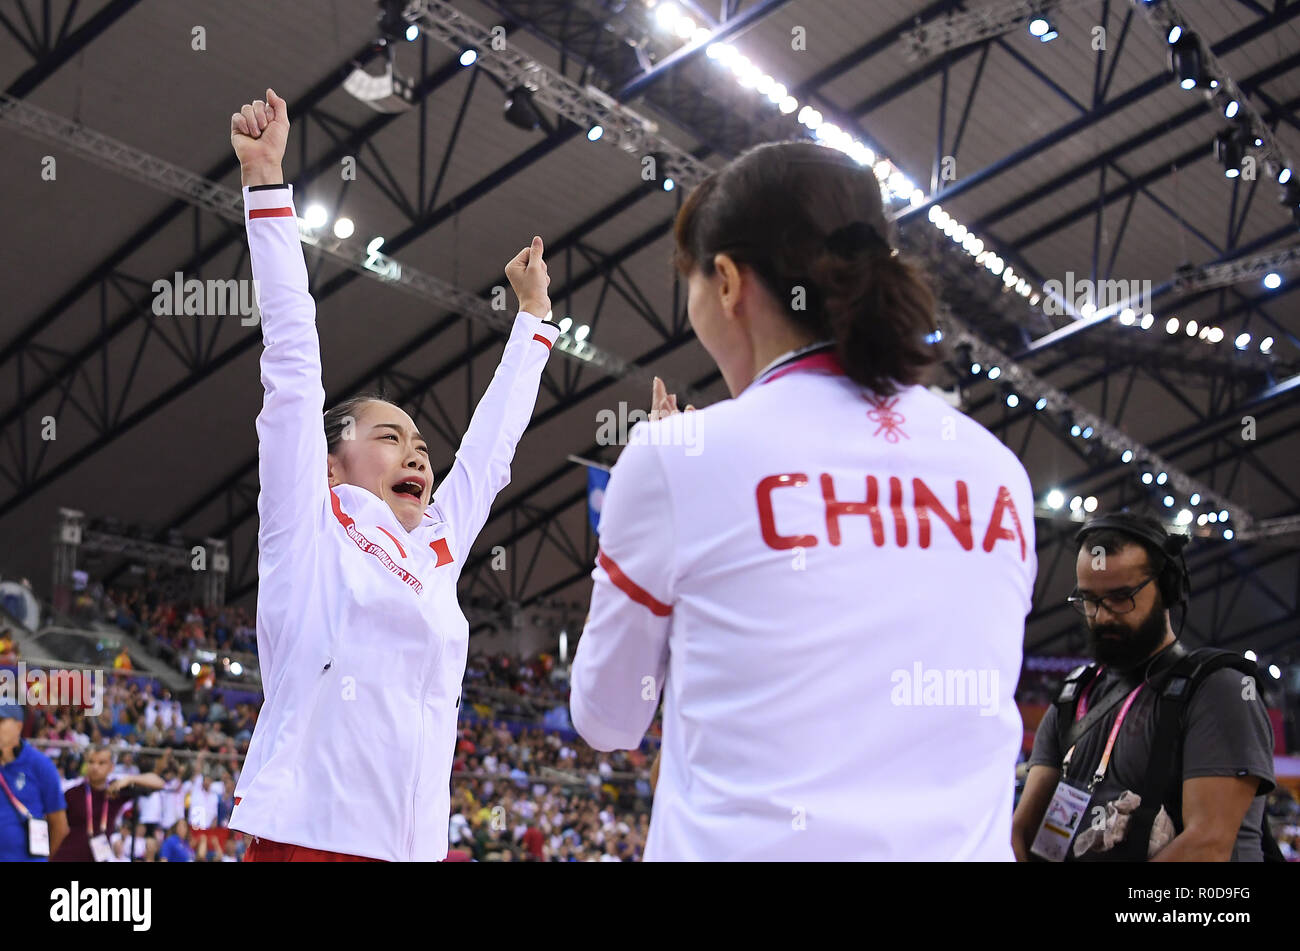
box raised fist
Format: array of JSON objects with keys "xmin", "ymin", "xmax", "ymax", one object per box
[{"xmin": 230, "ymin": 87, "xmax": 289, "ymax": 172}]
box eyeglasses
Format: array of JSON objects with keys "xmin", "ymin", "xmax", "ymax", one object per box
[{"xmin": 1066, "ymin": 576, "xmax": 1157, "ymax": 617}]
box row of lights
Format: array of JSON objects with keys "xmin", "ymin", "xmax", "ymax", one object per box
[
  {"xmin": 637, "ymin": 2, "xmax": 1294, "ymax": 351},
  {"xmin": 1162, "ymin": 22, "xmax": 1300, "ymax": 222},
  {"xmin": 458, "ymin": 1, "xmax": 1282, "ymax": 365},
  {"xmin": 959, "ymin": 355, "xmax": 1236, "ymax": 540},
  {"xmin": 1114, "ymin": 307, "xmax": 1276, "ymax": 353}
]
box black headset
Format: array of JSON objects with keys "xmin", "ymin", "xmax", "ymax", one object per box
[{"xmin": 1074, "ymin": 512, "xmax": 1192, "ymax": 609}]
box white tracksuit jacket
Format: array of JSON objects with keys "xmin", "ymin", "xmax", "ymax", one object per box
[
  {"xmin": 570, "ymin": 346, "xmax": 1037, "ymax": 860},
  {"xmin": 229, "ymin": 184, "xmax": 557, "ymax": 860}
]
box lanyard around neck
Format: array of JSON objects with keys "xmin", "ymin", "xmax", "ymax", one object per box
[
  {"xmin": 86, "ymin": 781, "xmax": 111, "ymax": 836},
  {"xmin": 1062, "ymin": 680, "xmax": 1144, "ymax": 792}
]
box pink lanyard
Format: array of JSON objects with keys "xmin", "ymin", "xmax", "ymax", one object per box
[
  {"xmin": 0, "ymin": 770, "xmax": 32, "ymax": 820},
  {"xmin": 1063, "ymin": 674, "xmax": 1145, "ymax": 792},
  {"xmin": 85, "ymin": 782, "xmax": 110, "ymax": 837}
]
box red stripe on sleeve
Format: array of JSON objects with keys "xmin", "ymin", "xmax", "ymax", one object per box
[
  {"xmin": 248, "ymin": 207, "xmax": 294, "ymax": 219},
  {"xmin": 532, "ymin": 333, "xmax": 553, "ymax": 350},
  {"xmin": 598, "ymin": 548, "xmax": 672, "ymax": 617}
]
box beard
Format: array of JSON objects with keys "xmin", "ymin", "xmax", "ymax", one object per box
[{"xmin": 1085, "ymin": 597, "xmax": 1169, "ymax": 670}]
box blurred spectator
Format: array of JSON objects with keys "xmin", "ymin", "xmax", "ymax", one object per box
[
  {"xmin": 1, "ymin": 703, "xmax": 68, "ymax": 861},
  {"xmin": 160, "ymin": 818, "xmax": 194, "ymax": 862},
  {"xmin": 51, "ymin": 746, "xmax": 163, "ymax": 862}
]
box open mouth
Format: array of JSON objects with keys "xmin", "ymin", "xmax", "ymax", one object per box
[{"xmin": 391, "ymin": 479, "xmax": 425, "ymax": 502}]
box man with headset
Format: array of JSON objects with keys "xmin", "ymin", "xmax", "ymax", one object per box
[{"xmin": 1012, "ymin": 512, "xmax": 1276, "ymax": 861}]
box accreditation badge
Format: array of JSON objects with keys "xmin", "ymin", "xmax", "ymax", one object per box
[
  {"xmin": 28, "ymin": 817, "xmax": 50, "ymax": 857},
  {"xmin": 1029, "ymin": 781, "xmax": 1092, "ymax": 862},
  {"xmin": 90, "ymin": 833, "xmax": 113, "ymax": 862}
]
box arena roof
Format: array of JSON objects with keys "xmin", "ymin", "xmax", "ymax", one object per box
[{"xmin": 2, "ymin": 0, "xmax": 1297, "ymax": 659}]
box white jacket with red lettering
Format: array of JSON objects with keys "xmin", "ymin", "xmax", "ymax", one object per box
[
  {"xmin": 228, "ymin": 184, "xmax": 557, "ymax": 861},
  {"xmin": 570, "ymin": 345, "xmax": 1037, "ymax": 860}
]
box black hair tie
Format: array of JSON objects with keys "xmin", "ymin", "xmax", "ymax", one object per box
[{"xmin": 825, "ymin": 221, "xmax": 890, "ymax": 259}]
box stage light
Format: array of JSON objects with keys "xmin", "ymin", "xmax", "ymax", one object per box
[
  {"xmin": 333, "ymin": 217, "xmax": 354, "ymax": 239},
  {"xmin": 367, "ymin": 236, "xmax": 385, "ymax": 254},
  {"xmin": 558, "ymin": 316, "xmax": 572, "ymax": 333},
  {"xmin": 1163, "ymin": 495, "xmax": 1175, "ymax": 507},
  {"xmin": 1176, "ymin": 509, "xmax": 1192, "ymax": 525},
  {"xmin": 1165, "ymin": 317, "xmax": 1179, "ymax": 334},
  {"xmin": 575, "ymin": 324, "xmax": 590, "ymax": 342},
  {"xmin": 1081, "ymin": 426, "xmax": 1094, "ymax": 439},
  {"xmin": 1119, "ymin": 309, "xmax": 1136, "ymax": 325},
  {"xmin": 1186, "ymin": 319, "xmax": 1198, "ymax": 336},
  {"xmin": 1070, "ymin": 495, "xmax": 1083, "ymax": 512},
  {"xmin": 987, "ymin": 366, "xmax": 1001, "ymax": 380},
  {"xmin": 1279, "ymin": 167, "xmax": 1293, "ymax": 185},
  {"xmin": 1269, "ymin": 664, "xmax": 1281, "ymax": 679},
  {"xmin": 1215, "ymin": 129, "xmax": 1244, "ymax": 177},
  {"xmin": 1208, "ymin": 512, "xmax": 1218, "ymax": 523},
  {"xmin": 1223, "ymin": 529, "xmax": 1234, "ymax": 540},
  {"xmin": 1219, "ymin": 509, "xmax": 1229, "ymax": 521},
  {"xmin": 1260, "ymin": 336, "xmax": 1274, "ymax": 353},
  {"xmin": 504, "ymin": 86, "xmax": 543, "ymax": 131},
  {"xmin": 303, "ymin": 204, "xmax": 328, "ymax": 229},
  {"xmin": 587, "ymin": 123, "xmax": 604, "ymax": 141},
  {"xmin": 1070, "ymin": 424, "xmax": 1082, "ymax": 437},
  {"xmin": 1224, "ymin": 99, "xmax": 1239, "ymax": 119},
  {"xmin": 970, "ymin": 362, "xmax": 982, "ymax": 375},
  {"xmin": 655, "ymin": 2, "xmax": 680, "ymax": 30},
  {"xmin": 405, "ymin": 24, "xmax": 419, "ymax": 42},
  {"xmin": 1046, "ymin": 489, "xmax": 1065, "ymax": 509},
  {"xmin": 1263, "ymin": 272, "xmax": 1282, "ymax": 290},
  {"xmin": 1170, "ymin": 33, "xmax": 1205, "ymax": 89},
  {"xmin": 1190, "ymin": 493, "xmax": 1201, "ymax": 505},
  {"xmin": 1084, "ymin": 496, "xmax": 1098, "ymax": 513},
  {"xmin": 1244, "ymin": 649, "xmax": 1256, "ymax": 661},
  {"xmin": 1156, "ymin": 471, "xmax": 1168, "ymax": 485},
  {"xmin": 459, "ymin": 48, "xmax": 478, "ymax": 67},
  {"xmin": 1006, "ymin": 393, "xmax": 1020, "ymax": 408},
  {"xmin": 1036, "ymin": 397, "xmax": 1048, "ymax": 411},
  {"xmin": 1142, "ymin": 471, "xmax": 1154, "ymax": 485},
  {"xmin": 662, "ymin": 177, "xmax": 675, "ymax": 192},
  {"xmin": 779, "ymin": 95, "xmax": 798, "ymax": 114},
  {"xmin": 1197, "ymin": 513, "xmax": 1207, "ymax": 525},
  {"xmin": 1121, "ymin": 449, "xmax": 1134, "ymax": 463},
  {"xmin": 1140, "ymin": 313, "xmax": 1155, "ymax": 330},
  {"xmin": 1235, "ymin": 332, "xmax": 1251, "ymax": 349}
]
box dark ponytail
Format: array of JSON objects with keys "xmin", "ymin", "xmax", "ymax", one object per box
[{"xmin": 673, "ymin": 141, "xmax": 939, "ymax": 396}]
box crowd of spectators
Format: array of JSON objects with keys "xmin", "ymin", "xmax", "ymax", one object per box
[
  {"xmin": 12, "ymin": 652, "xmax": 658, "ymax": 861},
  {"xmin": 70, "ymin": 576, "xmax": 257, "ymax": 674},
  {"xmin": 13, "ymin": 579, "xmax": 1295, "ymax": 862}
]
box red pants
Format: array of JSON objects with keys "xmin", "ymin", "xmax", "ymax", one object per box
[{"xmin": 243, "ymin": 836, "xmax": 384, "ymax": 862}]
